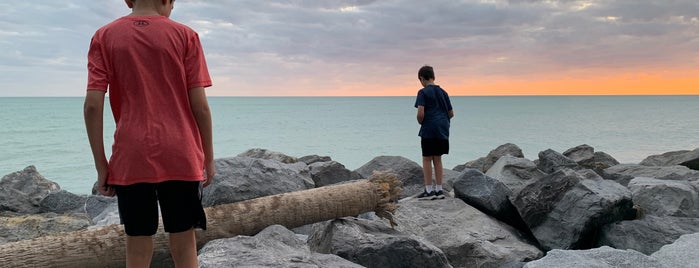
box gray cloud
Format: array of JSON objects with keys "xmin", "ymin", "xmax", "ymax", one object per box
[{"xmin": 1, "ymin": 0, "xmax": 697, "ymax": 96}]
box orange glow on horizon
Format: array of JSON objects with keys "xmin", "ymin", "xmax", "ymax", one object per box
[
  {"xmin": 443, "ymin": 72, "xmax": 699, "ymax": 96},
  {"xmin": 214, "ymin": 71, "xmax": 699, "ymax": 97},
  {"xmin": 316, "ymin": 72, "xmax": 699, "ymax": 96}
]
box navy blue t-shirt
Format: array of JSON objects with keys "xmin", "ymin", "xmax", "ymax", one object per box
[{"xmin": 414, "ymin": 85, "xmax": 452, "ymax": 139}]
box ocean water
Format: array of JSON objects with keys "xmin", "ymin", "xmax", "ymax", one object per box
[{"xmin": 1, "ymin": 96, "xmax": 698, "ymax": 194}]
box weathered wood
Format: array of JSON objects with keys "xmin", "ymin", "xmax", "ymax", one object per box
[{"xmin": 0, "ymin": 171, "xmax": 402, "ymax": 267}]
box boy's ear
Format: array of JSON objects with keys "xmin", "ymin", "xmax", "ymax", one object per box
[{"xmin": 125, "ymin": 0, "xmax": 134, "ymax": 8}]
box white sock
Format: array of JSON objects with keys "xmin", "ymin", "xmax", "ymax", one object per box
[
  {"xmin": 425, "ymin": 185, "xmax": 433, "ymax": 193},
  {"xmin": 435, "ymin": 185, "xmax": 443, "ymax": 192}
]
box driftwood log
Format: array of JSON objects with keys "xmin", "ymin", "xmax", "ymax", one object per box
[{"xmin": 0, "ymin": 171, "xmax": 402, "ymax": 267}]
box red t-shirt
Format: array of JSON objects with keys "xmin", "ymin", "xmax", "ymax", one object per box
[{"xmin": 87, "ymin": 15, "xmax": 212, "ymax": 186}]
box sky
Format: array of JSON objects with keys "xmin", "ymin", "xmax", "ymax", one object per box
[{"xmin": 1, "ymin": 0, "xmax": 698, "ymax": 97}]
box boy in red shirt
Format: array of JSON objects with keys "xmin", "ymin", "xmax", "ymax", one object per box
[{"xmin": 84, "ymin": 0, "xmax": 214, "ymax": 267}]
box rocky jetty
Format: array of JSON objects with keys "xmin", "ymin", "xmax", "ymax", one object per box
[{"xmin": 2, "ymin": 145, "xmax": 699, "ymax": 267}]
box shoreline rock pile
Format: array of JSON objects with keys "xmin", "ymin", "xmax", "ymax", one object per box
[{"xmin": 2, "ymin": 145, "xmax": 699, "ymax": 267}]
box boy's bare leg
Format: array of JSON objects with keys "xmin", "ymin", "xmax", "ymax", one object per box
[
  {"xmin": 126, "ymin": 236, "xmax": 154, "ymax": 268},
  {"xmin": 169, "ymin": 229, "xmax": 198, "ymax": 268},
  {"xmin": 422, "ymin": 156, "xmax": 433, "ymax": 187},
  {"xmin": 433, "ymin": 156, "xmax": 443, "ymax": 186}
]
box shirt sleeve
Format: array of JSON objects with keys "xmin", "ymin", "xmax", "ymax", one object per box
[
  {"xmin": 185, "ymin": 32, "xmax": 212, "ymax": 89},
  {"xmin": 444, "ymin": 90, "xmax": 453, "ymax": 111},
  {"xmin": 86, "ymin": 35, "xmax": 108, "ymax": 91},
  {"xmin": 414, "ymin": 90, "xmax": 425, "ymax": 108}
]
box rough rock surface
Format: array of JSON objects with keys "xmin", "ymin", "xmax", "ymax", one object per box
[
  {"xmin": 512, "ymin": 168, "xmax": 635, "ymax": 250},
  {"xmin": 601, "ymin": 164, "xmax": 699, "ymax": 186},
  {"xmin": 308, "ymin": 217, "xmax": 452, "ymax": 268},
  {"xmin": 0, "ymin": 166, "xmax": 60, "ymax": 214},
  {"xmin": 395, "ymin": 197, "xmax": 542, "ymax": 268},
  {"xmin": 202, "ymin": 156, "xmax": 314, "ymax": 207},
  {"xmin": 627, "ymin": 177, "xmax": 699, "ymax": 217},
  {"xmin": 485, "ymin": 156, "xmax": 545, "ymax": 197},
  {"xmin": 597, "ymin": 215, "xmax": 699, "ymax": 255},
  {"xmin": 198, "ymin": 225, "xmax": 364, "ymax": 268}
]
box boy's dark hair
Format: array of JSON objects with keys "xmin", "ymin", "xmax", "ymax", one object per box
[{"xmin": 418, "ymin": 65, "xmax": 435, "ymax": 80}]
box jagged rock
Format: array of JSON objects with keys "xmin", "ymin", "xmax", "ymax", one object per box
[
  {"xmin": 354, "ymin": 156, "xmax": 423, "ymax": 197},
  {"xmin": 512, "ymin": 168, "xmax": 635, "ymax": 250},
  {"xmin": 202, "ymin": 157, "xmax": 314, "ymax": 207},
  {"xmin": 522, "ymin": 246, "xmax": 666, "ymax": 268},
  {"xmin": 198, "ymin": 225, "xmax": 364, "ymax": 268},
  {"xmin": 39, "ymin": 190, "xmax": 87, "ymax": 214},
  {"xmin": 308, "ymin": 218, "xmax": 452, "ymax": 268},
  {"xmin": 641, "ymin": 148, "xmax": 699, "ymax": 171},
  {"xmin": 537, "ymin": 149, "xmax": 579, "ymax": 174},
  {"xmin": 597, "ymin": 215, "xmax": 699, "ymax": 255},
  {"xmin": 601, "ymin": 164, "xmax": 699, "ymax": 186},
  {"xmin": 627, "ymin": 177, "xmax": 699, "ymax": 217},
  {"xmin": 0, "ymin": 166, "xmax": 60, "ymax": 214},
  {"xmin": 485, "ymin": 156, "xmax": 546, "ymax": 197},
  {"xmin": 563, "ymin": 144, "xmax": 595, "ymax": 162},
  {"xmin": 452, "ymin": 169, "xmax": 529, "ymax": 235},
  {"xmin": 650, "ymin": 232, "xmax": 699, "ymax": 268},
  {"xmin": 395, "ymin": 197, "xmax": 542, "ymax": 268},
  {"xmin": 299, "ymin": 155, "xmax": 332, "ymax": 165},
  {"xmin": 237, "ymin": 148, "xmax": 298, "ymax": 164},
  {"xmin": 453, "ymin": 144, "xmax": 524, "ymax": 173},
  {"xmin": 308, "ymin": 161, "xmax": 362, "ymax": 187}
]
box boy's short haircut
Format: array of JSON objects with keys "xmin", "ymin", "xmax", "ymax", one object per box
[{"xmin": 418, "ymin": 65, "xmax": 435, "ymax": 80}]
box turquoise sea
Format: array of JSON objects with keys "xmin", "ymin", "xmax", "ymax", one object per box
[{"xmin": 1, "ymin": 96, "xmax": 698, "ymax": 194}]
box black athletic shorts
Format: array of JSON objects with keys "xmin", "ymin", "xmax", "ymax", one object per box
[
  {"xmin": 421, "ymin": 138, "xmax": 449, "ymax": 157},
  {"xmin": 114, "ymin": 180, "xmax": 207, "ymax": 236}
]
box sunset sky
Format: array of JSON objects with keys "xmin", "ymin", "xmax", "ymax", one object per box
[{"xmin": 1, "ymin": 0, "xmax": 698, "ymax": 96}]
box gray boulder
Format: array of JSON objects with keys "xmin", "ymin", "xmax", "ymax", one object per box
[
  {"xmin": 354, "ymin": 156, "xmax": 423, "ymax": 197},
  {"xmin": 512, "ymin": 168, "xmax": 635, "ymax": 250},
  {"xmin": 39, "ymin": 190, "xmax": 87, "ymax": 214},
  {"xmin": 563, "ymin": 144, "xmax": 619, "ymax": 174},
  {"xmin": 485, "ymin": 156, "xmax": 546, "ymax": 197},
  {"xmin": 237, "ymin": 148, "xmax": 298, "ymax": 164},
  {"xmin": 202, "ymin": 157, "xmax": 314, "ymax": 207},
  {"xmin": 597, "ymin": 215, "xmax": 699, "ymax": 255},
  {"xmin": 308, "ymin": 217, "xmax": 452, "ymax": 268},
  {"xmin": 537, "ymin": 149, "xmax": 579, "ymax": 174},
  {"xmin": 198, "ymin": 225, "xmax": 364, "ymax": 268},
  {"xmin": 84, "ymin": 195, "xmax": 120, "ymax": 227},
  {"xmin": 601, "ymin": 164, "xmax": 699, "ymax": 186},
  {"xmin": 308, "ymin": 161, "xmax": 362, "ymax": 187},
  {"xmin": 395, "ymin": 197, "xmax": 542, "ymax": 268},
  {"xmin": 640, "ymin": 148, "xmax": 699, "ymax": 170},
  {"xmin": 627, "ymin": 177, "xmax": 699, "ymax": 217},
  {"xmin": 452, "ymin": 169, "xmax": 529, "ymax": 235},
  {"xmin": 651, "ymin": 232, "xmax": 699, "ymax": 268},
  {"xmin": 523, "ymin": 246, "xmax": 667, "ymax": 268},
  {"xmin": 0, "ymin": 166, "xmax": 60, "ymax": 214},
  {"xmin": 453, "ymin": 157, "xmax": 485, "ymax": 172}
]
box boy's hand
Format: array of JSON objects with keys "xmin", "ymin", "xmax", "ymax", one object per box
[
  {"xmin": 95, "ymin": 164, "xmax": 115, "ymax": 197},
  {"xmin": 203, "ymin": 161, "xmax": 215, "ymax": 187}
]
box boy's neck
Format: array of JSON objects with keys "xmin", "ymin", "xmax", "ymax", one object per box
[{"xmin": 129, "ymin": 1, "xmax": 169, "ymax": 16}]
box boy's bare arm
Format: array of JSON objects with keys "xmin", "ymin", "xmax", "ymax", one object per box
[
  {"xmin": 188, "ymin": 87, "xmax": 215, "ymax": 186},
  {"xmin": 416, "ymin": 105, "xmax": 425, "ymax": 124},
  {"xmin": 84, "ymin": 90, "xmax": 114, "ymax": 196}
]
